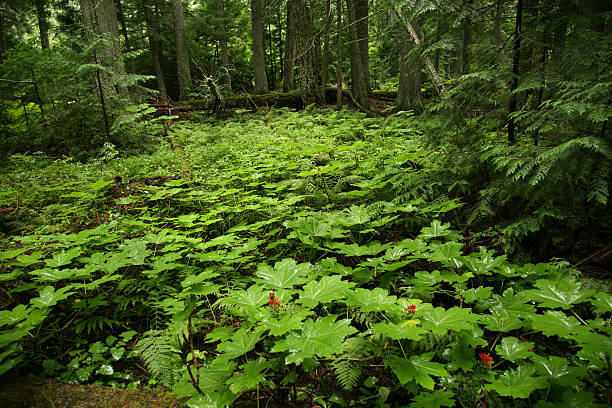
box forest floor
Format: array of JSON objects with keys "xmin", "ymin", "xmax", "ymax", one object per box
[
  {"xmin": 0, "ymin": 376, "xmax": 184, "ymax": 408},
  {"xmin": 0, "ymin": 375, "xmax": 332, "ymax": 407}
]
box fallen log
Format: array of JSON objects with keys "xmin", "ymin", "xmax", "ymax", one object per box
[{"xmin": 153, "ymin": 88, "xmax": 398, "ymax": 114}]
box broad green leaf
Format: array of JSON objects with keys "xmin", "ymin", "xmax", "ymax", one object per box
[
  {"xmin": 421, "ymin": 307, "xmax": 479, "ymax": 334},
  {"xmin": 0, "ymin": 304, "xmax": 28, "ymax": 326},
  {"xmin": 328, "ymin": 241, "xmax": 389, "ymax": 257},
  {"xmin": 343, "ymin": 288, "xmax": 397, "ymax": 312},
  {"xmin": 298, "ymin": 275, "xmax": 355, "ymax": 307},
  {"xmin": 429, "ymin": 241, "xmax": 463, "ymax": 264},
  {"xmin": 30, "ymin": 286, "xmax": 74, "ymax": 308},
  {"xmin": 409, "ymin": 390, "xmax": 455, "ymax": 408},
  {"xmin": 259, "ymin": 308, "xmax": 313, "ymax": 336},
  {"xmin": 96, "ymin": 364, "xmax": 114, "ymax": 375},
  {"xmin": 485, "ymin": 365, "xmax": 548, "ymax": 398},
  {"xmin": 226, "ymin": 358, "xmax": 271, "ymax": 394},
  {"xmin": 271, "ymin": 315, "xmax": 357, "ymax": 364},
  {"xmin": 389, "ymin": 353, "xmax": 449, "ymax": 389},
  {"xmin": 181, "ymin": 269, "xmax": 220, "ymax": 288},
  {"xmin": 14, "ymin": 251, "xmax": 44, "ymax": 266},
  {"xmin": 372, "ymin": 321, "xmax": 426, "ymax": 341},
  {"xmin": 217, "ymin": 329, "xmax": 261, "ymax": 359},
  {"xmin": 495, "ymin": 337, "xmax": 534, "ymax": 361},
  {"xmin": 44, "ymin": 247, "xmax": 82, "ymax": 268},
  {"xmin": 419, "ymin": 220, "xmax": 453, "ymax": 240},
  {"xmin": 30, "ymin": 268, "xmax": 89, "ymax": 282},
  {"xmin": 461, "ymin": 253, "xmax": 505, "ymax": 275},
  {"xmin": 481, "ymin": 306, "xmax": 523, "ymax": 332},
  {"xmin": 339, "ymin": 205, "xmax": 371, "ymax": 226},
  {"xmin": 0, "ymin": 247, "xmax": 32, "ymax": 261},
  {"xmin": 120, "ymin": 238, "xmax": 150, "ymax": 266},
  {"xmin": 531, "ymin": 355, "xmax": 585, "ymax": 386},
  {"xmin": 523, "ymin": 278, "xmax": 595, "ymax": 309},
  {"xmin": 224, "ymin": 285, "xmax": 268, "ymax": 314},
  {"xmin": 528, "ymin": 310, "xmax": 580, "ymax": 337},
  {"xmin": 255, "ymin": 259, "xmax": 312, "ymax": 288},
  {"xmin": 110, "ymin": 347, "xmax": 125, "ymax": 361},
  {"xmin": 591, "ymin": 292, "xmax": 612, "ymax": 312}
]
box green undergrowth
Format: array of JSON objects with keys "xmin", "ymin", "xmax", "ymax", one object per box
[{"xmin": 0, "ymin": 108, "xmax": 610, "ymax": 407}]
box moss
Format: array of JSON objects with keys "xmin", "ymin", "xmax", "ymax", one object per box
[{"xmin": 0, "ymin": 376, "xmax": 185, "ymax": 408}]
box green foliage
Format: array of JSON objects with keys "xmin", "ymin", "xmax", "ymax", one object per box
[{"xmin": 0, "ymin": 109, "xmax": 610, "ymax": 408}]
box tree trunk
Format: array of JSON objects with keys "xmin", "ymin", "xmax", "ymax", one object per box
[
  {"xmin": 80, "ymin": 0, "xmax": 129, "ymax": 101},
  {"xmin": 393, "ymin": 5, "xmax": 445, "ymax": 96},
  {"xmin": 396, "ymin": 21, "xmax": 422, "ymax": 112},
  {"xmin": 251, "ymin": 0, "xmax": 268, "ymax": 93},
  {"xmin": 144, "ymin": 0, "xmax": 167, "ymax": 99},
  {"xmin": 292, "ymin": 0, "xmax": 320, "ymax": 104},
  {"xmin": 216, "ymin": 0, "xmax": 231, "ymax": 87},
  {"xmin": 355, "ymin": 0, "xmax": 369, "ymax": 92},
  {"xmin": 114, "ymin": 0, "xmax": 134, "ymax": 72},
  {"xmin": 321, "ymin": 0, "xmax": 332, "ymax": 101},
  {"xmin": 282, "ymin": 0, "xmax": 295, "ymax": 92},
  {"xmin": 0, "ymin": 10, "xmax": 8, "ymax": 61},
  {"xmin": 171, "ymin": 0, "xmax": 191, "ymax": 100},
  {"xmin": 336, "ymin": 0, "xmax": 343, "ymax": 108},
  {"xmin": 494, "ymin": 0, "xmax": 504, "ymax": 40},
  {"xmin": 35, "ymin": 0, "xmax": 50, "ymax": 49},
  {"xmin": 508, "ymin": 0, "xmax": 523, "ymax": 144},
  {"xmin": 346, "ymin": 0, "xmax": 368, "ymax": 109},
  {"xmin": 267, "ymin": 19, "xmax": 276, "ymax": 90}
]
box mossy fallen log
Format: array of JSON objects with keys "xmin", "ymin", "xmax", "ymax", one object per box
[{"xmin": 156, "ymin": 88, "xmax": 398, "ymax": 113}]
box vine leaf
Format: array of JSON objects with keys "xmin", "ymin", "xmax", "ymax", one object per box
[
  {"xmin": 389, "ymin": 352, "xmax": 449, "ymax": 390},
  {"xmin": 495, "ymin": 337, "xmax": 534, "ymax": 361},
  {"xmin": 485, "ymin": 365, "xmax": 548, "ymax": 398},
  {"xmin": 271, "ymin": 315, "xmax": 357, "ymax": 364}
]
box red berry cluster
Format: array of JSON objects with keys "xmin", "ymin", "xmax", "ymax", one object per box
[
  {"xmin": 405, "ymin": 305, "xmax": 416, "ymax": 313},
  {"xmin": 268, "ymin": 291, "xmax": 281, "ymax": 309},
  {"xmin": 479, "ymin": 353, "xmax": 493, "ymax": 368}
]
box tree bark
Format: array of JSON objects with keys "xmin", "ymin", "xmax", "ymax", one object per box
[
  {"xmin": 35, "ymin": 0, "xmax": 50, "ymax": 49},
  {"xmin": 355, "ymin": 0, "xmax": 369, "ymax": 92},
  {"xmin": 336, "ymin": 0, "xmax": 343, "ymax": 108},
  {"xmin": 396, "ymin": 20, "xmax": 422, "ymax": 112},
  {"xmin": 508, "ymin": 0, "xmax": 523, "ymax": 144},
  {"xmin": 321, "ymin": 0, "xmax": 332, "ymax": 101},
  {"xmin": 114, "ymin": 0, "xmax": 134, "ymax": 72},
  {"xmin": 393, "ymin": 5, "xmax": 445, "ymax": 96},
  {"xmin": 346, "ymin": 0, "xmax": 368, "ymax": 109},
  {"xmin": 251, "ymin": 0, "xmax": 268, "ymax": 93},
  {"xmin": 216, "ymin": 0, "xmax": 231, "ymax": 87},
  {"xmin": 282, "ymin": 0, "xmax": 295, "ymax": 92},
  {"xmin": 80, "ymin": 0, "xmax": 129, "ymax": 101},
  {"xmin": 292, "ymin": 0, "xmax": 320, "ymax": 104},
  {"xmin": 171, "ymin": 0, "xmax": 191, "ymax": 100},
  {"xmin": 144, "ymin": 0, "xmax": 167, "ymax": 99},
  {"xmin": 0, "ymin": 10, "xmax": 8, "ymax": 61}
]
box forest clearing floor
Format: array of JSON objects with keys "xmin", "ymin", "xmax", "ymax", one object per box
[{"xmin": 0, "ymin": 376, "xmax": 184, "ymax": 408}]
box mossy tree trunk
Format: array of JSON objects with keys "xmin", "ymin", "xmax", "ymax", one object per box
[
  {"xmin": 171, "ymin": 0, "xmax": 191, "ymax": 100},
  {"xmin": 251, "ymin": 0, "xmax": 268, "ymax": 93}
]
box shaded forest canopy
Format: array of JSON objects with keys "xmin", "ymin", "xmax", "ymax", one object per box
[{"xmin": 0, "ymin": 0, "xmax": 611, "ymax": 407}]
